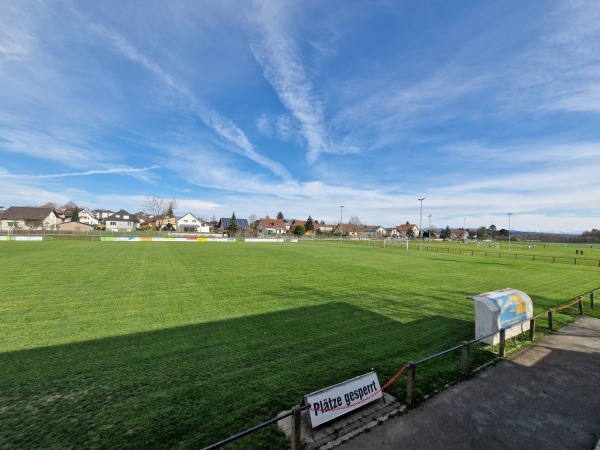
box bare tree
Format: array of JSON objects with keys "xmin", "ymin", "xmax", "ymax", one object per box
[
  {"xmin": 143, "ymin": 194, "xmax": 170, "ymax": 230},
  {"xmin": 61, "ymin": 201, "xmax": 78, "ymax": 210},
  {"xmin": 248, "ymin": 214, "xmax": 258, "ymax": 235},
  {"xmin": 349, "ymin": 216, "xmax": 362, "ymax": 233}
]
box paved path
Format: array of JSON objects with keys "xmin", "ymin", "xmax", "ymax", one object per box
[{"xmin": 338, "ymin": 316, "xmax": 600, "ymax": 450}]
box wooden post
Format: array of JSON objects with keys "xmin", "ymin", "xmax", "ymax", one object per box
[
  {"xmin": 548, "ymin": 309, "xmax": 553, "ymax": 331},
  {"xmin": 529, "ymin": 318, "xmax": 536, "ymax": 342},
  {"xmin": 291, "ymin": 405, "xmax": 301, "ymax": 450},
  {"xmin": 578, "ymin": 297, "xmax": 584, "ymax": 316},
  {"xmin": 499, "ymin": 329, "xmax": 506, "ymax": 358},
  {"xmin": 591, "ymin": 292, "xmax": 595, "ymax": 310},
  {"xmin": 406, "ymin": 363, "xmax": 416, "ymax": 406},
  {"xmin": 461, "ymin": 341, "xmax": 469, "ymax": 375}
]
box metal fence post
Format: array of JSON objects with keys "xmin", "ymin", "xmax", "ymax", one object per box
[
  {"xmin": 529, "ymin": 318, "xmax": 536, "ymax": 341},
  {"xmin": 578, "ymin": 297, "xmax": 584, "ymax": 316},
  {"xmin": 461, "ymin": 341, "xmax": 469, "ymax": 375},
  {"xmin": 406, "ymin": 362, "xmax": 416, "ymax": 406},
  {"xmin": 291, "ymin": 405, "xmax": 301, "ymax": 450},
  {"xmin": 548, "ymin": 309, "xmax": 553, "ymax": 331},
  {"xmin": 499, "ymin": 329, "xmax": 506, "ymax": 358}
]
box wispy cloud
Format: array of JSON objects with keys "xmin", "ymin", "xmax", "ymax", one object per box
[
  {"xmin": 250, "ymin": 0, "xmax": 333, "ymax": 163},
  {"xmin": 2, "ymin": 165, "xmax": 160, "ymax": 179},
  {"xmin": 84, "ymin": 19, "xmax": 290, "ymax": 180},
  {"xmin": 498, "ymin": 0, "xmax": 600, "ymax": 114},
  {"xmin": 0, "ymin": 3, "xmax": 36, "ymax": 61}
]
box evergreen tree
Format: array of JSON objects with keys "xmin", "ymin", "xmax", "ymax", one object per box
[
  {"xmin": 305, "ymin": 216, "xmax": 314, "ymax": 231},
  {"xmin": 440, "ymin": 226, "xmax": 452, "ymax": 240},
  {"xmin": 277, "ymin": 211, "xmax": 284, "ymax": 220},
  {"xmin": 228, "ymin": 212, "xmax": 238, "ymax": 236},
  {"xmin": 71, "ymin": 207, "xmax": 79, "ymax": 222}
]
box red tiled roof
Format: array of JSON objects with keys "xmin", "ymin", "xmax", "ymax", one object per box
[{"xmin": 259, "ymin": 218, "xmax": 286, "ymax": 229}]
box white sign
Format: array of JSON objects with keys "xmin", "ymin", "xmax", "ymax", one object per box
[
  {"xmin": 13, "ymin": 236, "xmax": 43, "ymax": 241},
  {"xmin": 305, "ymin": 371, "xmax": 383, "ymax": 428}
]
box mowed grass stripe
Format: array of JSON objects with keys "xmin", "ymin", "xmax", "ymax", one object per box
[{"xmin": 0, "ymin": 240, "xmax": 598, "ymax": 448}]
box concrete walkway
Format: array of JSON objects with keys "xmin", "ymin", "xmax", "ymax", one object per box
[{"xmin": 337, "ymin": 316, "xmax": 600, "ymax": 450}]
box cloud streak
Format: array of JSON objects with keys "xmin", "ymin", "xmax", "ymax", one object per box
[
  {"xmin": 250, "ymin": 0, "xmax": 332, "ymax": 163},
  {"xmin": 84, "ymin": 19, "xmax": 290, "ymax": 180},
  {"xmin": 2, "ymin": 165, "xmax": 161, "ymax": 179}
]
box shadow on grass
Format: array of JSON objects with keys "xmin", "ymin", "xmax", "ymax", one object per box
[{"xmin": 0, "ymin": 303, "xmax": 478, "ymax": 449}]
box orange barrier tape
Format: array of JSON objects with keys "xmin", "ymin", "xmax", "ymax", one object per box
[
  {"xmin": 556, "ymin": 297, "xmax": 582, "ymax": 311},
  {"xmin": 311, "ymin": 365, "xmax": 407, "ymax": 414}
]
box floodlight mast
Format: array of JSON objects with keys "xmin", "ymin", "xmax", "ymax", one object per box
[
  {"xmin": 418, "ymin": 198, "xmax": 425, "ymax": 250},
  {"xmin": 507, "ymin": 213, "xmax": 512, "ymax": 251},
  {"xmin": 340, "ymin": 206, "xmax": 344, "ymax": 242},
  {"xmin": 428, "ymin": 214, "xmax": 431, "ymax": 243}
]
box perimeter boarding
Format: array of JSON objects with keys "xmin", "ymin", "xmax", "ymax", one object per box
[{"xmin": 202, "ymin": 288, "xmax": 596, "ymax": 450}]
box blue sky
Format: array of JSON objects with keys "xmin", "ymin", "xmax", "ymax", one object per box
[{"xmin": 1, "ymin": 1, "xmax": 599, "ymax": 233}]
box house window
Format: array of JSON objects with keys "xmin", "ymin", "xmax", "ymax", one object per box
[{"xmin": 110, "ymin": 222, "xmax": 117, "ymax": 226}]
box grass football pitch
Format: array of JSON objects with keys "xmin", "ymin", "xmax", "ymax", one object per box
[{"xmin": 1, "ymin": 240, "xmax": 598, "ymax": 448}]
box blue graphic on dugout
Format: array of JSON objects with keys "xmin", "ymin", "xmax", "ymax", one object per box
[{"xmin": 493, "ymin": 294, "xmax": 527, "ymax": 327}]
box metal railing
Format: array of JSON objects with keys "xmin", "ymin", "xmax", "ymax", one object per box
[
  {"xmin": 201, "ymin": 403, "xmax": 311, "ymax": 450},
  {"xmin": 201, "ymin": 294, "xmax": 593, "ymax": 449}
]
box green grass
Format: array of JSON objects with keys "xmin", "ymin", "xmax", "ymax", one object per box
[{"xmin": 0, "ymin": 240, "xmax": 598, "ymax": 448}]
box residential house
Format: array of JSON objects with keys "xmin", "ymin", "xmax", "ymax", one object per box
[
  {"xmin": 386, "ymin": 227, "xmax": 401, "ymax": 238},
  {"xmin": 287, "ymin": 219, "xmax": 306, "ymax": 234},
  {"xmin": 0, "ymin": 206, "xmax": 61, "ymax": 231},
  {"xmin": 218, "ymin": 217, "xmax": 250, "ymax": 234},
  {"xmin": 159, "ymin": 216, "xmax": 177, "ymax": 230},
  {"xmin": 453, "ymin": 229, "xmax": 469, "ymax": 241},
  {"xmin": 92, "ymin": 209, "xmax": 115, "ymax": 222},
  {"xmin": 395, "ymin": 223, "xmax": 420, "ymax": 238},
  {"xmin": 135, "ymin": 212, "xmax": 150, "ymax": 227},
  {"xmin": 60, "ymin": 208, "xmax": 98, "ymax": 226},
  {"xmin": 257, "ymin": 218, "xmax": 287, "ymax": 236},
  {"xmin": 362, "ymin": 225, "xmax": 387, "ymax": 239},
  {"xmin": 145, "ymin": 214, "xmax": 177, "ymax": 230},
  {"xmin": 176, "ymin": 213, "xmax": 210, "ymax": 233},
  {"xmin": 315, "ymin": 223, "xmax": 335, "ymax": 234},
  {"xmin": 335, "ymin": 223, "xmax": 361, "ymax": 238},
  {"xmin": 104, "ymin": 209, "xmax": 140, "ymax": 232}
]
